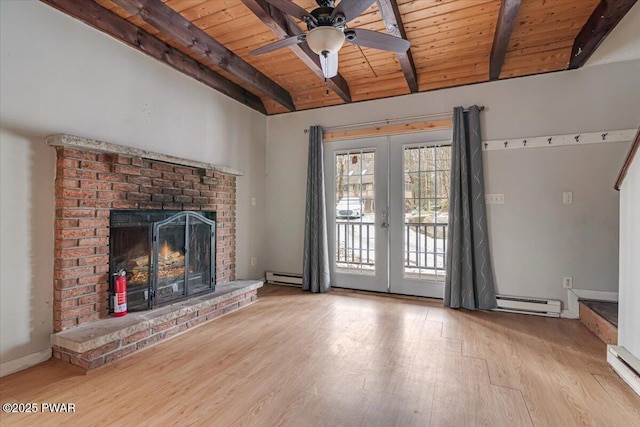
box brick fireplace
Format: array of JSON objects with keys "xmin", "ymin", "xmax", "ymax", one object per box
[{"xmin": 47, "ymin": 134, "xmax": 262, "ymax": 370}]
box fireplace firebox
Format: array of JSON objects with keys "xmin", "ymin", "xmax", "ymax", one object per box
[{"xmin": 109, "ymin": 210, "xmax": 216, "ymax": 312}]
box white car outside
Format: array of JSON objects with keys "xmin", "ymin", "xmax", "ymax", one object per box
[{"xmin": 336, "ymin": 198, "xmax": 364, "ymax": 219}]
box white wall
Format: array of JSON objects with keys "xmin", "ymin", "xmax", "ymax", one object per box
[
  {"xmin": 0, "ymin": 1, "xmax": 266, "ymax": 374},
  {"xmin": 484, "ymin": 142, "xmax": 628, "ymax": 301},
  {"xmin": 265, "ymin": 60, "xmax": 640, "ymax": 305},
  {"xmin": 618, "ymin": 150, "xmax": 640, "ymax": 360},
  {"xmin": 0, "ymin": 129, "xmax": 55, "ymax": 375}
]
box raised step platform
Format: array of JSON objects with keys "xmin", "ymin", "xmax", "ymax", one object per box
[
  {"xmin": 52, "ymin": 280, "xmax": 262, "ymax": 370},
  {"xmin": 579, "ymin": 300, "xmax": 618, "ymax": 345}
]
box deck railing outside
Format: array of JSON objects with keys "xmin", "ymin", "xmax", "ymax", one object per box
[{"xmin": 336, "ymin": 220, "xmax": 447, "ymax": 278}]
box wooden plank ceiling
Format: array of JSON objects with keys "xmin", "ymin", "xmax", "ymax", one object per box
[{"xmin": 41, "ymin": 0, "xmax": 636, "ymax": 115}]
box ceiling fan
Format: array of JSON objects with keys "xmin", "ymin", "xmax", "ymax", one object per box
[{"xmin": 250, "ymin": 0, "xmax": 411, "ymax": 79}]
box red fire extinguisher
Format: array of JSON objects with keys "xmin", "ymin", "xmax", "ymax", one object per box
[{"xmin": 113, "ymin": 269, "xmax": 127, "ymax": 317}]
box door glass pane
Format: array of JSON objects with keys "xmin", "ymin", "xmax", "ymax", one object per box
[
  {"xmin": 335, "ymin": 150, "xmax": 375, "ymax": 275},
  {"xmin": 403, "ymin": 145, "xmax": 451, "ymax": 281}
]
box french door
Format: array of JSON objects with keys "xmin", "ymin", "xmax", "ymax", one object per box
[
  {"xmin": 325, "ymin": 131, "xmax": 451, "ymax": 298},
  {"xmin": 325, "ymin": 136, "xmax": 389, "ymax": 293}
]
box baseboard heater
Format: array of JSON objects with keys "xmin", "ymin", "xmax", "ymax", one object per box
[
  {"xmin": 494, "ymin": 294, "xmax": 561, "ymax": 317},
  {"xmin": 266, "ymin": 271, "xmax": 302, "ymax": 287},
  {"xmin": 608, "ymin": 346, "xmax": 640, "ymax": 396}
]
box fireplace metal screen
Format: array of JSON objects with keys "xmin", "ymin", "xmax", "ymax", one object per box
[{"xmin": 109, "ymin": 210, "xmax": 216, "ymax": 312}]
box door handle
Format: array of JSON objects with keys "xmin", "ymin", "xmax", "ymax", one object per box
[{"xmin": 381, "ymin": 222, "xmax": 389, "ymax": 228}]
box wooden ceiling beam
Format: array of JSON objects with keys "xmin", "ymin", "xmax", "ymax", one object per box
[
  {"xmin": 110, "ymin": 0, "xmax": 296, "ymax": 111},
  {"xmin": 40, "ymin": 0, "xmax": 266, "ymax": 114},
  {"xmin": 240, "ymin": 0, "xmax": 352, "ymax": 103},
  {"xmin": 569, "ymin": 0, "xmax": 637, "ymax": 69},
  {"xmin": 489, "ymin": 0, "xmax": 522, "ymax": 80},
  {"xmin": 376, "ymin": 0, "xmax": 419, "ymax": 93}
]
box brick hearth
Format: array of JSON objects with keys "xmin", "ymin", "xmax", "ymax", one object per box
[
  {"xmin": 52, "ymin": 280, "xmax": 262, "ymax": 370},
  {"xmin": 46, "ymin": 134, "xmax": 256, "ymax": 370}
]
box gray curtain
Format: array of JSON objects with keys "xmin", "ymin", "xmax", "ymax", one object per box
[
  {"xmin": 444, "ymin": 106, "xmax": 496, "ymax": 309},
  {"xmin": 302, "ymin": 126, "xmax": 331, "ymax": 293}
]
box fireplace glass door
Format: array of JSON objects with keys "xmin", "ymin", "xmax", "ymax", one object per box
[
  {"xmin": 187, "ymin": 215, "xmax": 214, "ymax": 295},
  {"xmin": 110, "ymin": 210, "xmax": 215, "ymax": 312},
  {"xmin": 153, "ymin": 212, "xmax": 216, "ymax": 306}
]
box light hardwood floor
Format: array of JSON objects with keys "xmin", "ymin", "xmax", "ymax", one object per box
[{"xmin": 1, "ymin": 285, "xmax": 639, "ymax": 426}]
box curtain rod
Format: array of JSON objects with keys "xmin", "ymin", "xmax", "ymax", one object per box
[{"xmin": 309, "ymin": 106, "xmax": 485, "ymax": 133}]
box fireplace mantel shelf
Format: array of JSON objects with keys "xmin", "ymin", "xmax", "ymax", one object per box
[
  {"xmin": 47, "ymin": 134, "xmax": 245, "ymax": 176},
  {"xmin": 53, "ymin": 280, "xmax": 262, "ymax": 356}
]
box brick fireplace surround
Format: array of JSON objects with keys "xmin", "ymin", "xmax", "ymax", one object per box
[{"xmin": 47, "ymin": 134, "xmax": 262, "ymax": 370}]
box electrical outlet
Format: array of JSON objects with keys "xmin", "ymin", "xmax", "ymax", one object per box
[
  {"xmin": 251, "ymin": 257, "xmax": 257, "ymax": 266},
  {"xmin": 563, "ymin": 276, "xmax": 573, "ymax": 289}
]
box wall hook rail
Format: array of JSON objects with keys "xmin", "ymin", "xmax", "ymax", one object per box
[{"xmin": 482, "ymin": 129, "xmax": 635, "ymax": 151}]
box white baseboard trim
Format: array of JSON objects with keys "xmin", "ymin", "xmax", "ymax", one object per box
[
  {"xmin": 562, "ymin": 290, "xmax": 580, "ymax": 319},
  {"xmin": 0, "ymin": 348, "xmax": 51, "ymax": 377},
  {"xmin": 561, "ymin": 289, "xmax": 619, "ymax": 319},
  {"xmin": 608, "ymin": 345, "xmax": 640, "ymax": 396}
]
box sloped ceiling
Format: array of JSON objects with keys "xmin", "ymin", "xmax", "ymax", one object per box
[{"xmin": 41, "ymin": 0, "xmax": 638, "ymax": 114}]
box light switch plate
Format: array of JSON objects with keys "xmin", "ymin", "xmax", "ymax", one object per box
[
  {"xmin": 485, "ymin": 193, "xmax": 505, "ymax": 204},
  {"xmin": 563, "ymin": 191, "xmax": 573, "ymax": 204}
]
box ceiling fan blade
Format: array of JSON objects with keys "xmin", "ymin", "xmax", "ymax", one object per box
[
  {"xmin": 263, "ymin": 0, "xmax": 316, "ymax": 24},
  {"xmin": 346, "ymin": 29, "xmax": 410, "ymax": 52},
  {"xmin": 320, "ymin": 52, "xmax": 339, "ymax": 78},
  {"xmin": 250, "ymin": 35, "xmax": 306, "ymax": 56},
  {"xmin": 332, "ymin": 0, "xmax": 376, "ymax": 23}
]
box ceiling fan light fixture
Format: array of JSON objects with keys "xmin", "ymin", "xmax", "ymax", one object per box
[
  {"xmin": 306, "ymin": 26, "xmax": 345, "ymax": 55},
  {"xmin": 319, "ymin": 51, "xmax": 338, "ymax": 78}
]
